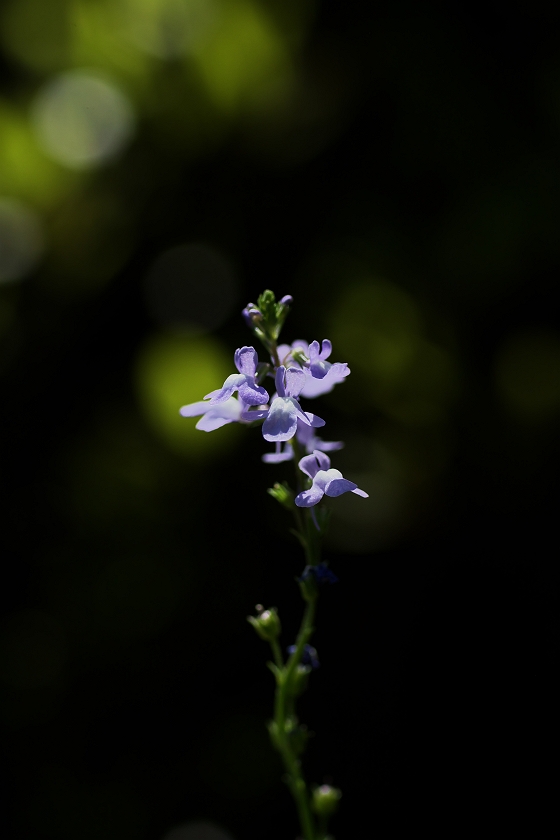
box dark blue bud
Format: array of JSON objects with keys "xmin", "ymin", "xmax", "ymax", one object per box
[
  {"xmin": 299, "ymin": 562, "xmax": 338, "ymax": 585},
  {"xmin": 287, "ymin": 643, "xmax": 320, "ymax": 669}
]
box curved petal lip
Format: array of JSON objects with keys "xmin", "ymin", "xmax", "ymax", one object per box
[
  {"xmin": 179, "ymin": 400, "xmax": 210, "ymax": 417},
  {"xmin": 295, "ymin": 485, "xmax": 325, "ymax": 507},
  {"xmin": 262, "ymin": 401, "xmax": 298, "ymax": 441},
  {"xmin": 262, "ymin": 451, "xmax": 293, "ymax": 463},
  {"xmin": 324, "ymin": 477, "xmax": 358, "ymax": 497},
  {"xmin": 196, "ymin": 413, "xmax": 234, "ymax": 431},
  {"xmin": 238, "ymin": 381, "xmax": 269, "ymax": 405}
]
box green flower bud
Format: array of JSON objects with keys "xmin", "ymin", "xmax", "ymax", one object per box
[
  {"xmin": 311, "ymin": 784, "xmax": 342, "ymax": 817},
  {"xmin": 291, "ymin": 347, "xmax": 309, "ymax": 366},
  {"xmin": 267, "ymin": 481, "xmax": 294, "ymax": 510},
  {"xmin": 247, "ymin": 606, "xmax": 281, "ymax": 642}
]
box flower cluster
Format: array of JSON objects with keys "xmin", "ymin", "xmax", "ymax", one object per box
[{"xmin": 180, "ymin": 291, "xmax": 367, "ymax": 510}]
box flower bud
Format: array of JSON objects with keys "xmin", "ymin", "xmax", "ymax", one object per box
[
  {"xmin": 311, "ymin": 784, "xmax": 341, "ymax": 817},
  {"xmin": 267, "ymin": 481, "xmax": 294, "ymax": 510},
  {"xmin": 247, "ymin": 606, "xmax": 281, "ymax": 642}
]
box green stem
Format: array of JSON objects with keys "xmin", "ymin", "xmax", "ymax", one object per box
[
  {"xmin": 273, "ymin": 595, "xmax": 318, "ymax": 840},
  {"xmin": 270, "ymin": 637, "xmax": 284, "ymax": 670}
]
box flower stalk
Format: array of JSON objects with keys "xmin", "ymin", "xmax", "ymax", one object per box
[{"xmin": 180, "ymin": 290, "xmax": 366, "ymax": 839}]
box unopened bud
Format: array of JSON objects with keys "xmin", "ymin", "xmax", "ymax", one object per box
[
  {"xmin": 247, "ymin": 606, "xmax": 281, "ymax": 642},
  {"xmin": 311, "ymin": 784, "xmax": 341, "ymax": 817},
  {"xmin": 267, "ymin": 481, "xmax": 294, "ymax": 510}
]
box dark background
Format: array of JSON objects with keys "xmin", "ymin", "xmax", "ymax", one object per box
[{"xmin": 1, "ymin": 1, "xmax": 559, "ymax": 837}]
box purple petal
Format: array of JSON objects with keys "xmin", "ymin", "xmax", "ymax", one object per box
[
  {"xmin": 300, "ymin": 366, "xmax": 349, "ymax": 399},
  {"xmin": 317, "ymin": 440, "xmax": 344, "ymax": 452},
  {"xmin": 352, "ymin": 488, "xmax": 369, "ymax": 498},
  {"xmin": 324, "ymin": 477, "xmax": 359, "ymax": 497},
  {"xmin": 305, "ymin": 412, "xmax": 325, "ymax": 428},
  {"xmin": 319, "ymin": 339, "xmax": 332, "ymax": 360},
  {"xmin": 262, "ymin": 443, "xmax": 293, "ymax": 463},
  {"xmin": 284, "ymin": 367, "xmax": 307, "ymax": 398},
  {"xmin": 235, "ymin": 346, "xmax": 258, "ymax": 376},
  {"xmin": 329, "ymin": 362, "xmax": 350, "ymax": 379},
  {"xmin": 238, "ymin": 380, "xmax": 269, "ymax": 406},
  {"xmin": 262, "ymin": 398, "xmax": 298, "ymax": 442},
  {"xmin": 179, "ymin": 400, "xmax": 211, "ymax": 418},
  {"xmin": 298, "ymin": 453, "xmax": 321, "ymax": 480},
  {"xmin": 295, "ymin": 482, "xmax": 325, "ymax": 507},
  {"xmin": 280, "ymin": 295, "xmax": 293, "ymax": 305},
  {"xmin": 275, "ymin": 366, "xmax": 286, "ymax": 398},
  {"xmin": 295, "ymin": 422, "xmax": 343, "ymax": 453},
  {"xmin": 240, "ymin": 406, "xmax": 269, "ymax": 422},
  {"xmin": 195, "ymin": 398, "xmax": 242, "ymax": 431},
  {"xmin": 313, "ymin": 450, "xmax": 331, "ymax": 471},
  {"xmin": 291, "ymin": 400, "xmax": 313, "ymax": 427},
  {"xmin": 309, "ymin": 358, "xmax": 331, "ymax": 379},
  {"xmin": 277, "ymin": 344, "xmax": 292, "ymax": 365},
  {"xmin": 206, "ymin": 373, "xmax": 245, "ymax": 402},
  {"xmin": 308, "ymin": 340, "xmax": 320, "ymax": 360}
]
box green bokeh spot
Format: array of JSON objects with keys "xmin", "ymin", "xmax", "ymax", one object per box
[{"xmin": 135, "ymin": 332, "xmax": 240, "ymax": 457}]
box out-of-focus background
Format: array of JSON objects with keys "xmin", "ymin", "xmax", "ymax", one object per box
[{"xmin": 1, "ymin": 1, "xmax": 559, "ymax": 837}]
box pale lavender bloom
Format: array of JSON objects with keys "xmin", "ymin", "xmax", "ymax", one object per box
[
  {"xmin": 295, "ymin": 450, "xmax": 368, "ymax": 508},
  {"xmin": 262, "ymin": 367, "xmax": 325, "ymax": 442},
  {"xmin": 206, "ymin": 346, "xmax": 269, "ymax": 406},
  {"xmin": 277, "ymin": 340, "xmax": 350, "ymax": 398},
  {"xmin": 180, "ymin": 396, "xmax": 268, "ymax": 432},
  {"xmin": 262, "ymin": 418, "xmax": 343, "ymax": 463}
]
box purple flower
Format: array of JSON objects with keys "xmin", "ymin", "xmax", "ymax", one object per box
[
  {"xmin": 287, "ymin": 643, "xmax": 320, "ymax": 669},
  {"xmin": 206, "ymin": 346, "xmax": 269, "ymax": 406},
  {"xmin": 262, "ymin": 418, "xmax": 343, "ymax": 463},
  {"xmin": 277, "ymin": 340, "xmax": 350, "ymax": 398},
  {"xmin": 295, "ymin": 450, "xmax": 369, "ymax": 508},
  {"xmin": 262, "ymin": 367, "xmax": 325, "ymax": 443},
  {"xmin": 180, "ymin": 396, "xmax": 267, "ymax": 432}
]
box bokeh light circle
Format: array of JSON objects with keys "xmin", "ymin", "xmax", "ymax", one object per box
[
  {"xmin": 30, "ymin": 71, "xmax": 135, "ymax": 169},
  {"xmin": 0, "ymin": 197, "xmax": 44, "ymax": 284}
]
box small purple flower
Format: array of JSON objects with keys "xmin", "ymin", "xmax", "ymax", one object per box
[
  {"xmin": 277, "ymin": 340, "xmax": 350, "ymax": 398},
  {"xmin": 295, "ymin": 450, "xmax": 369, "ymax": 508},
  {"xmin": 262, "ymin": 418, "xmax": 343, "ymax": 463},
  {"xmin": 279, "ymin": 295, "xmax": 293, "ymax": 305},
  {"xmin": 180, "ymin": 396, "xmax": 267, "ymax": 431},
  {"xmin": 299, "ymin": 563, "xmax": 338, "ymax": 585},
  {"xmin": 206, "ymin": 346, "xmax": 269, "ymax": 407},
  {"xmin": 287, "ymin": 643, "xmax": 320, "ymax": 669},
  {"xmin": 262, "ymin": 367, "xmax": 325, "ymax": 443}
]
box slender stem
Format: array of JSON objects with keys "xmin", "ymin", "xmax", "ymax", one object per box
[
  {"xmin": 270, "ymin": 637, "xmax": 284, "ymax": 670},
  {"xmin": 273, "ymin": 596, "xmax": 318, "ymax": 840}
]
